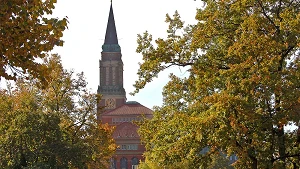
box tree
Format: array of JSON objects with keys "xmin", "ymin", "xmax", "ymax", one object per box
[
  {"xmin": 0, "ymin": 0, "xmax": 67, "ymax": 84},
  {"xmin": 0, "ymin": 55, "xmax": 116, "ymax": 168},
  {"xmin": 134, "ymin": 1, "xmax": 300, "ymax": 168}
]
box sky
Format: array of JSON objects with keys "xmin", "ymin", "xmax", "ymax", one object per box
[
  {"xmin": 50, "ymin": 0, "xmax": 203, "ymax": 109},
  {"xmin": 4, "ymin": 0, "xmax": 202, "ymax": 109}
]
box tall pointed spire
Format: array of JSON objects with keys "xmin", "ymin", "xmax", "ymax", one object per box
[
  {"xmin": 104, "ymin": 3, "xmax": 118, "ymax": 44},
  {"xmin": 102, "ymin": 2, "xmax": 120, "ymax": 52},
  {"xmin": 98, "ymin": 1, "xmax": 125, "ymax": 101}
]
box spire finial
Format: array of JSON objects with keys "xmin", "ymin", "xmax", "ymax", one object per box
[{"xmin": 102, "ymin": 0, "xmax": 120, "ymax": 51}]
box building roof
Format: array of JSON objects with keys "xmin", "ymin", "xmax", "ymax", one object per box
[
  {"xmin": 103, "ymin": 101, "xmax": 153, "ymax": 116},
  {"xmin": 104, "ymin": 3, "xmax": 118, "ymax": 45}
]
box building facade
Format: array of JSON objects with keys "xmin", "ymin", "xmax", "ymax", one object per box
[{"xmin": 97, "ymin": 3, "xmax": 153, "ymax": 169}]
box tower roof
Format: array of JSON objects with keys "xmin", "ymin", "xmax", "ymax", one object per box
[{"xmin": 104, "ymin": 3, "xmax": 118, "ymax": 45}]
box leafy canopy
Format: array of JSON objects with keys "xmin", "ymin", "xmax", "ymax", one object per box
[
  {"xmin": 0, "ymin": 55, "xmax": 116, "ymax": 169},
  {"xmin": 0, "ymin": 0, "xmax": 67, "ymax": 84},
  {"xmin": 135, "ymin": 0, "xmax": 300, "ymax": 168}
]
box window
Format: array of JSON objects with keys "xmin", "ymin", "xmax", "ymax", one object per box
[
  {"xmin": 105, "ymin": 67, "xmax": 109, "ymax": 85},
  {"xmin": 121, "ymin": 157, "xmax": 128, "ymax": 169},
  {"xmin": 112, "ymin": 67, "xmax": 116, "ymax": 85},
  {"xmin": 120, "ymin": 144, "xmax": 138, "ymax": 150},
  {"xmin": 109, "ymin": 158, "xmax": 116, "ymax": 169},
  {"xmin": 131, "ymin": 157, "xmax": 139, "ymax": 169},
  {"xmin": 132, "ymin": 145, "xmax": 138, "ymax": 150},
  {"xmin": 128, "ymin": 145, "xmax": 138, "ymax": 150}
]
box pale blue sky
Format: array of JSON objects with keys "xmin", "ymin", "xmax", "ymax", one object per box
[
  {"xmin": 51, "ymin": 0, "xmax": 202, "ymax": 109},
  {"xmin": 0, "ymin": 0, "xmax": 202, "ymax": 109}
]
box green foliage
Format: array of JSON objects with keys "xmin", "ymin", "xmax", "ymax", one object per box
[
  {"xmin": 0, "ymin": 55, "xmax": 116, "ymax": 169},
  {"xmin": 135, "ymin": 0, "xmax": 300, "ymax": 169},
  {"xmin": 0, "ymin": 0, "xmax": 68, "ymax": 84}
]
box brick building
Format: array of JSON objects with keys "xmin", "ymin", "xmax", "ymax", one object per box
[{"xmin": 97, "ymin": 2, "xmax": 153, "ymax": 169}]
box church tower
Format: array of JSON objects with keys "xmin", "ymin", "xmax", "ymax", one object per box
[
  {"xmin": 98, "ymin": 3, "xmax": 153, "ymax": 169},
  {"xmin": 97, "ymin": 3, "xmax": 126, "ymax": 111}
]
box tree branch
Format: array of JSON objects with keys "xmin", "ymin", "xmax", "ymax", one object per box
[
  {"xmin": 257, "ymin": 0, "xmax": 280, "ymax": 33},
  {"xmin": 273, "ymin": 153, "xmax": 300, "ymax": 161}
]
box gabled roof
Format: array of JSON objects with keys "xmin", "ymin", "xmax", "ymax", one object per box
[
  {"xmin": 103, "ymin": 101, "xmax": 153, "ymax": 116},
  {"xmin": 104, "ymin": 3, "xmax": 118, "ymax": 45},
  {"xmin": 112, "ymin": 122, "xmax": 139, "ymax": 138}
]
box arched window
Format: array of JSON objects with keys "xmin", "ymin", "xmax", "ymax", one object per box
[
  {"xmin": 120, "ymin": 157, "xmax": 128, "ymax": 169},
  {"xmin": 131, "ymin": 157, "xmax": 139, "ymax": 169},
  {"xmin": 109, "ymin": 158, "xmax": 117, "ymax": 169}
]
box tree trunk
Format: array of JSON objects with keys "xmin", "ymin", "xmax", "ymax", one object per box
[
  {"xmin": 248, "ymin": 148, "xmax": 258, "ymax": 169},
  {"xmin": 277, "ymin": 123, "xmax": 286, "ymax": 169},
  {"xmin": 293, "ymin": 162, "xmax": 299, "ymax": 169},
  {"xmin": 276, "ymin": 92, "xmax": 286, "ymax": 168}
]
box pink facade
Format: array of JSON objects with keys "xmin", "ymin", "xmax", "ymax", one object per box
[
  {"xmin": 97, "ymin": 3, "xmax": 152, "ymax": 169},
  {"xmin": 101, "ymin": 102, "xmax": 152, "ymax": 169}
]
